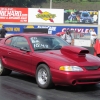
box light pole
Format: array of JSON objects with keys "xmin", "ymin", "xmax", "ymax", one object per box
[{"xmin": 50, "ymin": 0, "xmax": 52, "ymax": 9}]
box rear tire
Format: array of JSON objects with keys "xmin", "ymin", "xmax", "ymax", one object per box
[
  {"xmin": 36, "ymin": 64, "xmax": 53, "ymax": 89},
  {"xmin": 0, "ymin": 59, "xmax": 12, "ymax": 76},
  {"xmin": 97, "ymin": 54, "xmax": 100, "ymax": 57}
]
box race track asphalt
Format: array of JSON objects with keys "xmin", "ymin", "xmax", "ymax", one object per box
[{"xmin": 0, "ymin": 71, "xmax": 100, "ymax": 100}]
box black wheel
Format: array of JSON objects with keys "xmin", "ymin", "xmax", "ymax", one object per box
[
  {"xmin": 0, "ymin": 59, "xmax": 12, "ymax": 76},
  {"xmin": 97, "ymin": 54, "xmax": 100, "ymax": 57},
  {"xmin": 36, "ymin": 64, "xmax": 53, "ymax": 89}
]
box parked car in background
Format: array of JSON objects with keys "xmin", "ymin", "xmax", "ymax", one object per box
[{"xmin": 0, "ymin": 33, "xmax": 100, "ymax": 89}]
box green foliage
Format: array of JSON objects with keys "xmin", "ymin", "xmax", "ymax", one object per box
[
  {"xmin": 0, "ymin": 0, "xmax": 46, "ymax": 7},
  {"xmin": 71, "ymin": 0, "xmax": 100, "ymax": 1},
  {"xmin": 0, "ymin": 0, "xmax": 100, "ymax": 7},
  {"xmin": 52, "ymin": 0, "xmax": 69, "ymax": 2}
]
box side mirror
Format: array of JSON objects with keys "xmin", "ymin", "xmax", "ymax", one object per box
[{"xmin": 20, "ymin": 47, "xmax": 30, "ymax": 52}]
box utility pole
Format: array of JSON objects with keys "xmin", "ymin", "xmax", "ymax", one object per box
[{"xmin": 50, "ymin": 0, "xmax": 52, "ymax": 9}]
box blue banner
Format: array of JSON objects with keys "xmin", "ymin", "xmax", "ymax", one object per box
[
  {"xmin": 0, "ymin": 24, "xmax": 98, "ymax": 35},
  {"xmin": 35, "ymin": 25, "xmax": 98, "ymax": 35},
  {"xmin": 0, "ymin": 25, "xmax": 25, "ymax": 34}
]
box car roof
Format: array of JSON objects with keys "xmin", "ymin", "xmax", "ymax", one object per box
[
  {"xmin": 9, "ymin": 32, "xmax": 54, "ymax": 37},
  {"xmin": 82, "ymin": 11, "xmax": 89, "ymax": 13}
]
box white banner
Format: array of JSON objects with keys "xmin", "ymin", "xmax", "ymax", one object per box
[
  {"xmin": 74, "ymin": 39, "xmax": 91, "ymax": 47},
  {"xmin": 28, "ymin": 8, "xmax": 64, "ymax": 23},
  {"xmin": 98, "ymin": 11, "xmax": 100, "ymax": 25}
]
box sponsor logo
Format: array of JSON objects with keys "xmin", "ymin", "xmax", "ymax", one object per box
[
  {"xmin": 62, "ymin": 28, "xmax": 96, "ymax": 34},
  {"xmin": 0, "ymin": 24, "xmax": 3, "ymax": 28},
  {"xmin": 26, "ymin": 25, "xmax": 34, "ymax": 28},
  {"xmin": 0, "ymin": 11, "xmax": 22, "ymax": 16},
  {"xmin": 37, "ymin": 26, "xmax": 56, "ymax": 31},
  {"xmin": 36, "ymin": 9, "xmax": 56, "ymax": 22},
  {"xmin": 0, "ymin": 7, "xmax": 28, "ymax": 22}
]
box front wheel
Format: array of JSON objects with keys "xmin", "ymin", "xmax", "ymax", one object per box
[
  {"xmin": 0, "ymin": 59, "xmax": 12, "ymax": 76},
  {"xmin": 36, "ymin": 64, "xmax": 53, "ymax": 89}
]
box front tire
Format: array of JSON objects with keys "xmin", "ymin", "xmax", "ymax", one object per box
[
  {"xmin": 36, "ymin": 64, "xmax": 53, "ymax": 89},
  {"xmin": 0, "ymin": 59, "xmax": 12, "ymax": 76}
]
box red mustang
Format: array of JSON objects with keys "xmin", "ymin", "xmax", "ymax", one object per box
[{"xmin": 0, "ymin": 33, "xmax": 100, "ymax": 89}]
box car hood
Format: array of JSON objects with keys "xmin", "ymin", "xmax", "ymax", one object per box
[{"xmin": 37, "ymin": 46, "xmax": 100, "ymax": 66}]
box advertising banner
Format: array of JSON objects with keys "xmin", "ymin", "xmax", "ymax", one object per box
[
  {"xmin": 28, "ymin": 8, "xmax": 64, "ymax": 23},
  {"xmin": 0, "ymin": 24, "xmax": 98, "ymax": 38},
  {"xmin": 0, "ymin": 7, "xmax": 28, "ymax": 22},
  {"xmin": 35, "ymin": 25, "xmax": 98, "ymax": 35},
  {"xmin": 98, "ymin": 11, "xmax": 100, "ymax": 25},
  {"xmin": 0, "ymin": 24, "xmax": 25, "ymax": 34},
  {"xmin": 64, "ymin": 9, "xmax": 98, "ymax": 24}
]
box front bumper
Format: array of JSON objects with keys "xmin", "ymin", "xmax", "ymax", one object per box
[
  {"xmin": 80, "ymin": 19, "xmax": 92, "ymax": 23},
  {"xmin": 51, "ymin": 68, "xmax": 100, "ymax": 86}
]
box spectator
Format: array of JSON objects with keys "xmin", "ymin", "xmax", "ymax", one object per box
[
  {"xmin": 89, "ymin": 28, "xmax": 97, "ymax": 46},
  {"xmin": 0, "ymin": 26, "xmax": 7, "ymax": 38},
  {"xmin": 61, "ymin": 30, "xmax": 74, "ymax": 45}
]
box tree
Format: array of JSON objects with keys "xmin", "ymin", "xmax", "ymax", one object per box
[{"xmin": 0, "ymin": 0, "xmax": 46, "ymax": 7}]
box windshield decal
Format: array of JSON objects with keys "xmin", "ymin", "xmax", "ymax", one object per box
[
  {"xmin": 31, "ymin": 37, "xmax": 49, "ymax": 49},
  {"xmin": 34, "ymin": 43, "xmax": 49, "ymax": 48}
]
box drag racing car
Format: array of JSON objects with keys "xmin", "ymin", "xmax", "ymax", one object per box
[{"xmin": 0, "ymin": 33, "xmax": 100, "ymax": 89}]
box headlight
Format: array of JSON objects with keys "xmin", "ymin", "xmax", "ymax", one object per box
[
  {"xmin": 59, "ymin": 66, "xmax": 83, "ymax": 72},
  {"xmin": 80, "ymin": 18, "xmax": 83, "ymax": 20}
]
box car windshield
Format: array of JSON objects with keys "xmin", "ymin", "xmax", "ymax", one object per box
[
  {"xmin": 30, "ymin": 36, "xmax": 69, "ymax": 51},
  {"xmin": 82, "ymin": 12, "xmax": 90, "ymax": 17}
]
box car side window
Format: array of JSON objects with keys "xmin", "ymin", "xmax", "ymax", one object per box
[
  {"xmin": 12, "ymin": 36, "xmax": 30, "ymax": 50},
  {"xmin": 5, "ymin": 37, "xmax": 12, "ymax": 45},
  {"xmin": 10, "ymin": 37, "xmax": 18, "ymax": 46}
]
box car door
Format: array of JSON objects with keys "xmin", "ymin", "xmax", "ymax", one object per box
[{"xmin": 3, "ymin": 36, "xmax": 33, "ymax": 75}]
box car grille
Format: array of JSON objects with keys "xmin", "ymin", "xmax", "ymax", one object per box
[{"xmin": 85, "ymin": 66, "xmax": 100, "ymax": 70}]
